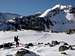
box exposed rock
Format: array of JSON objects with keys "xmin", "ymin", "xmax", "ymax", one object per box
[
  {"xmin": 63, "ymin": 43, "xmax": 69, "ymax": 45},
  {"xmin": 38, "ymin": 43, "xmax": 43, "ymax": 45},
  {"xmin": 69, "ymin": 45, "xmax": 73, "ymax": 50},
  {"xmin": 61, "ymin": 52, "xmax": 68, "ymax": 55},
  {"xmin": 25, "ymin": 43, "xmax": 34, "ymax": 48},
  {"xmin": 15, "ymin": 48, "xmax": 39, "ymax": 56},
  {"xmin": 51, "ymin": 40, "xmax": 60, "ymax": 46},
  {"xmin": 65, "ymin": 29, "xmax": 75, "ymax": 34},
  {"xmin": 59, "ymin": 45, "xmax": 69, "ymax": 51},
  {"xmin": 0, "ymin": 42, "xmax": 14, "ymax": 49},
  {"xmin": 0, "ymin": 45, "xmax": 3, "ymax": 49},
  {"xmin": 44, "ymin": 42, "xmax": 54, "ymax": 47},
  {"xmin": 16, "ymin": 48, "xmax": 30, "ymax": 56}
]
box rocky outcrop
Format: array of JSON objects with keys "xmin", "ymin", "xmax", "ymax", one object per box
[
  {"xmin": 1, "ymin": 13, "xmax": 53, "ymax": 31},
  {"xmin": 0, "ymin": 42, "xmax": 14, "ymax": 49},
  {"xmin": 15, "ymin": 48, "xmax": 39, "ymax": 56}
]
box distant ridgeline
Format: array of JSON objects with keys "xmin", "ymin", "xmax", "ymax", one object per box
[
  {"xmin": 3, "ymin": 13, "xmax": 54, "ymax": 31},
  {"xmin": 0, "ymin": 12, "xmax": 21, "ymax": 31}
]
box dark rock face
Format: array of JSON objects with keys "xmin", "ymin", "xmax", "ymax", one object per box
[
  {"xmin": 63, "ymin": 43, "xmax": 69, "ymax": 45},
  {"xmin": 61, "ymin": 52, "xmax": 68, "ymax": 55},
  {"xmin": 45, "ymin": 42, "xmax": 54, "ymax": 47},
  {"xmin": 16, "ymin": 48, "xmax": 30, "ymax": 56},
  {"xmin": 0, "ymin": 13, "xmax": 54, "ymax": 31},
  {"xmin": 0, "ymin": 45, "xmax": 3, "ymax": 48},
  {"xmin": 51, "ymin": 40, "xmax": 60, "ymax": 46},
  {"xmin": 12, "ymin": 13, "xmax": 54, "ymax": 31},
  {"xmin": 59, "ymin": 45, "xmax": 69, "ymax": 51},
  {"xmin": 15, "ymin": 48, "xmax": 39, "ymax": 56},
  {"xmin": 66, "ymin": 29, "xmax": 75, "ymax": 34},
  {"xmin": 44, "ymin": 41, "xmax": 60, "ymax": 47},
  {"xmin": 3, "ymin": 43, "xmax": 13, "ymax": 48},
  {"xmin": 25, "ymin": 43, "xmax": 34, "ymax": 48},
  {"xmin": 0, "ymin": 42, "xmax": 14, "ymax": 49},
  {"xmin": 70, "ymin": 7, "xmax": 75, "ymax": 13}
]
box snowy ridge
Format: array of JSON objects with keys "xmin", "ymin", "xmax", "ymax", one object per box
[
  {"xmin": 39, "ymin": 4, "xmax": 75, "ymax": 32},
  {"xmin": 39, "ymin": 4, "xmax": 72, "ymax": 17}
]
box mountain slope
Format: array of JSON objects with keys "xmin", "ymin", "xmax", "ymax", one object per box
[
  {"xmin": 0, "ymin": 4, "xmax": 75, "ymax": 32},
  {"xmin": 0, "ymin": 12, "xmax": 21, "ymax": 22}
]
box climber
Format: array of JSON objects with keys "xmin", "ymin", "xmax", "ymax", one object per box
[{"xmin": 14, "ymin": 36, "xmax": 20, "ymax": 47}]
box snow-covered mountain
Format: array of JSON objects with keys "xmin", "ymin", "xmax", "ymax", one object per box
[
  {"xmin": 0, "ymin": 4, "xmax": 75, "ymax": 33},
  {"xmin": 12, "ymin": 13, "xmax": 54, "ymax": 31},
  {"xmin": 10, "ymin": 4, "xmax": 75, "ymax": 32},
  {"xmin": 0, "ymin": 12, "xmax": 21, "ymax": 31},
  {"xmin": 0, "ymin": 12, "xmax": 21, "ymax": 22},
  {"xmin": 39, "ymin": 4, "xmax": 75, "ymax": 32}
]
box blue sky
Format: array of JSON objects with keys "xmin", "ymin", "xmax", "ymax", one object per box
[{"xmin": 0, "ymin": 0, "xmax": 75, "ymax": 16}]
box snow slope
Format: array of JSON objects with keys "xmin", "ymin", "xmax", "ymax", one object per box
[{"xmin": 0, "ymin": 30, "xmax": 75, "ymax": 56}]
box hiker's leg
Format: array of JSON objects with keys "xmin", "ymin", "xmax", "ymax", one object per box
[{"xmin": 16, "ymin": 42, "xmax": 19, "ymax": 47}]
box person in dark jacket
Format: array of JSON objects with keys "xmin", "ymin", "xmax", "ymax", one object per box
[{"xmin": 14, "ymin": 36, "xmax": 19, "ymax": 47}]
